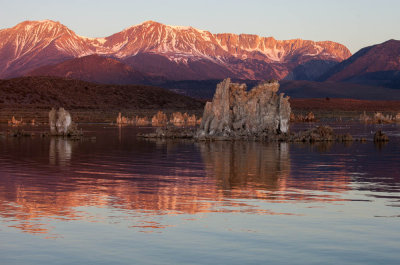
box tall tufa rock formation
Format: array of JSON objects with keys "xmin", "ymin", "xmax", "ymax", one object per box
[
  {"xmin": 49, "ymin": 107, "xmax": 76, "ymax": 136},
  {"xmin": 196, "ymin": 78, "xmax": 291, "ymax": 139}
]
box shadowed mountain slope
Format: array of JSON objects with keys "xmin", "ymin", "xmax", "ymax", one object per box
[
  {"xmin": 26, "ymin": 54, "xmax": 151, "ymax": 85},
  {"xmin": 0, "ymin": 76, "xmax": 204, "ymax": 110},
  {"xmin": 318, "ymin": 40, "xmax": 400, "ymax": 88}
]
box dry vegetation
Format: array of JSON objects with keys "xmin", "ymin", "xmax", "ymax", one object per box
[
  {"xmin": 290, "ymin": 98, "xmax": 400, "ymax": 120},
  {"xmin": 0, "ymin": 76, "xmax": 204, "ymax": 123}
]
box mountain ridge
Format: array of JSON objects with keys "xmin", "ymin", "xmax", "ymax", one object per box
[
  {"xmin": 318, "ymin": 39, "xmax": 400, "ymax": 88},
  {"xmin": 0, "ymin": 20, "xmax": 352, "ymax": 80},
  {"xmin": 26, "ymin": 54, "xmax": 152, "ymax": 85}
]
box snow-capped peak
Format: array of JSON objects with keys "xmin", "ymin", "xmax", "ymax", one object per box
[{"xmin": 0, "ymin": 20, "xmax": 352, "ymax": 79}]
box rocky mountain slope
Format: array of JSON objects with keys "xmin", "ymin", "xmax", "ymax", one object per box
[
  {"xmin": 318, "ymin": 39, "xmax": 400, "ymax": 88},
  {"xmin": 26, "ymin": 54, "xmax": 151, "ymax": 85},
  {"xmin": 0, "ymin": 20, "xmax": 351, "ymax": 80}
]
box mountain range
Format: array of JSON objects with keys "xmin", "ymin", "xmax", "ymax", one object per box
[
  {"xmin": 0, "ymin": 20, "xmax": 399, "ymax": 100},
  {"xmin": 0, "ymin": 20, "xmax": 350, "ymax": 81}
]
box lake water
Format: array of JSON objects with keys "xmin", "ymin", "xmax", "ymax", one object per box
[{"xmin": 0, "ymin": 123, "xmax": 399, "ymax": 265}]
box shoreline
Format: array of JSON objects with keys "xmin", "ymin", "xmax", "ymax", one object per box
[{"xmin": 2, "ymin": 99, "xmax": 400, "ymax": 124}]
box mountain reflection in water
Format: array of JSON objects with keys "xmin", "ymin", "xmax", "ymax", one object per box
[
  {"xmin": 0, "ymin": 124, "xmax": 399, "ymax": 236},
  {"xmin": 0, "ymin": 129, "xmax": 357, "ymax": 236}
]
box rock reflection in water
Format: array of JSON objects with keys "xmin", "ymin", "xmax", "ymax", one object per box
[
  {"xmin": 0, "ymin": 131, "xmax": 355, "ymax": 236},
  {"xmin": 198, "ymin": 141, "xmax": 290, "ymax": 191},
  {"xmin": 49, "ymin": 138, "xmax": 72, "ymax": 166},
  {"xmin": 199, "ymin": 141, "xmax": 352, "ymax": 201}
]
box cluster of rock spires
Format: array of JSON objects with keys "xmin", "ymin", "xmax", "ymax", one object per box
[
  {"xmin": 140, "ymin": 78, "xmax": 390, "ymax": 143},
  {"xmin": 290, "ymin": 112, "xmax": 316, "ymax": 122},
  {"xmin": 359, "ymin": 111, "xmax": 400, "ymax": 124},
  {"xmin": 2, "ymin": 107, "xmax": 82, "ymax": 138},
  {"xmin": 7, "ymin": 116, "xmax": 35, "ymax": 126},
  {"xmin": 196, "ymin": 78, "xmax": 291, "ymax": 140},
  {"xmin": 142, "ymin": 78, "xmax": 292, "ymax": 140},
  {"xmin": 169, "ymin": 112, "xmax": 200, "ymax": 126},
  {"xmin": 1, "ymin": 78, "xmax": 393, "ymax": 143},
  {"xmin": 116, "ymin": 111, "xmax": 202, "ymax": 127}
]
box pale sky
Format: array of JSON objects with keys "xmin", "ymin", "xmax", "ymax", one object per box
[{"xmin": 0, "ymin": 0, "xmax": 399, "ymax": 53}]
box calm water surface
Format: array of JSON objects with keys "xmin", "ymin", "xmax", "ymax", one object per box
[{"xmin": 0, "ymin": 123, "xmax": 399, "ymax": 264}]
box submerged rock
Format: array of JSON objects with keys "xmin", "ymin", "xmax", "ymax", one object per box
[
  {"xmin": 196, "ymin": 78, "xmax": 291, "ymax": 139},
  {"xmin": 139, "ymin": 123, "xmax": 362, "ymax": 143},
  {"xmin": 291, "ymin": 126, "xmax": 354, "ymax": 142},
  {"xmin": 373, "ymin": 130, "xmax": 389, "ymax": 142},
  {"xmin": 138, "ymin": 126, "xmax": 196, "ymax": 139},
  {"xmin": 7, "ymin": 129, "xmax": 33, "ymax": 137}
]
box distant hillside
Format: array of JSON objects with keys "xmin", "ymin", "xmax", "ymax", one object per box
[
  {"xmin": 157, "ymin": 79, "xmax": 259, "ymax": 99},
  {"xmin": 26, "ymin": 54, "xmax": 155, "ymax": 85},
  {"xmin": 318, "ymin": 39, "xmax": 400, "ymax": 88},
  {"xmin": 156, "ymin": 79, "xmax": 400, "ymax": 100},
  {"xmin": 0, "ymin": 76, "xmax": 204, "ymax": 110},
  {"xmin": 279, "ymin": 80, "xmax": 400, "ymax": 100},
  {"xmin": 290, "ymin": 98, "xmax": 400, "ymax": 112}
]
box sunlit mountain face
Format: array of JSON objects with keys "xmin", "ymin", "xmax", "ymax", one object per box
[
  {"xmin": 0, "ymin": 20, "xmax": 351, "ymax": 81},
  {"xmin": 318, "ymin": 39, "xmax": 400, "ymax": 88}
]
